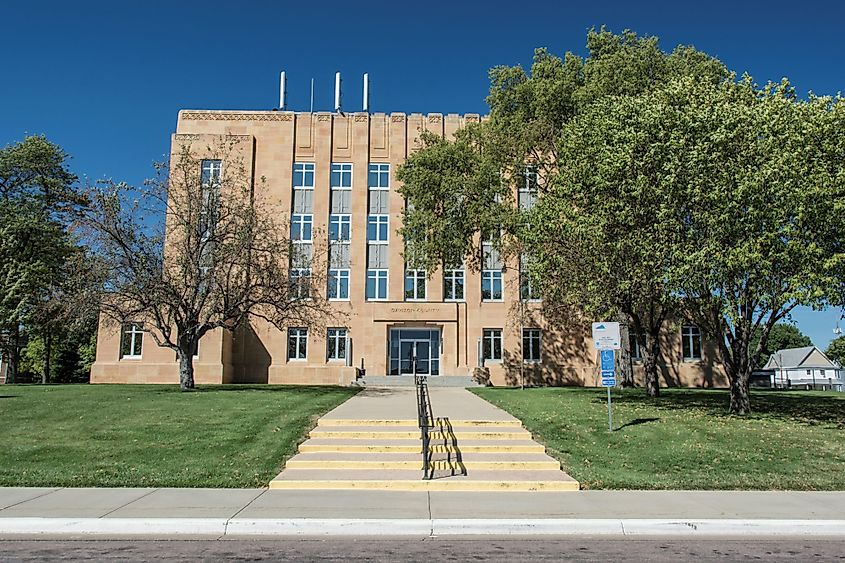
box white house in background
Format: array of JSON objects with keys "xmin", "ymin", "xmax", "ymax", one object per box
[{"xmin": 762, "ymin": 346, "xmax": 844, "ymax": 391}]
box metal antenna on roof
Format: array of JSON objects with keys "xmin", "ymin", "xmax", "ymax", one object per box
[
  {"xmin": 279, "ymin": 71, "xmax": 286, "ymax": 110},
  {"xmin": 310, "ymin": 78, "xmax": 315, "ymax": 113}
]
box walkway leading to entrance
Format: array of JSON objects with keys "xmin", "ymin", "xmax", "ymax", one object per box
[{"xmin": 269, "ymin": 387, "xmax": 579, "ymax": 491}]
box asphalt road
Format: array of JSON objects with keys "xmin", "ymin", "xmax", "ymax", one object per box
[{"xmin": 1, "ymin": 537, "xmax": 844, "ymax": 562}]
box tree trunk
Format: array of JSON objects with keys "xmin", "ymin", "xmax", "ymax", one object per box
[
  {"xmin": 620, "ymin": 326, "xmax": 634, "ymax": 388},
  {"xmin": 42, "ymin": 330, "xmax": 51, "ymax": 385},
  {"xmin": 176, "ymin": 345, "xmax": 195, "ymax": 391},
  {"xmin": 8, "ymin": 324, "xmax": 20, "ymax": 384},
  {"xmin": 643, "ymin": 332, "xmax": 660, "ymax": 398},
  {"xmin": 728, "ymin": 368, "xmax": 751, "ymax": 415}
]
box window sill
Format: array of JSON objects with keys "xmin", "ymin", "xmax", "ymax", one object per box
[
  {"xmin": 120, "ymin": 356, "xmax": 142, "ymax": 361},
  {"xmin": 683, "ymin": 358, "xmax": 703, "ymax": 363},
  {"xmin": 287, "ymin": 359, "xmax": 307, "ymax": 362},
  {"xmin": 482, "ymin": 299, "xmax": 505, "ymax": 303},
  {"xmin": 366, "ymin": 298, "xmax": 388, "ymax": 302},
  {"xmin": 328, "ymin": 298, "xmax": 351, "ymax": 302},
  {"xmin": 523, "ymin": 359, "xmax": 542, "ymax": 364}
]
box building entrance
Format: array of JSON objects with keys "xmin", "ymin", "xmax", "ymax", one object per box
[{"xmin": 389, "ymin": 328, "xmax": 440, "ymax": 376}]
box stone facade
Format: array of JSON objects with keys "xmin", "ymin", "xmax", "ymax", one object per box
[{"xmin": 91, "ymin": 110, "xmax": 728, "ymax": 388}]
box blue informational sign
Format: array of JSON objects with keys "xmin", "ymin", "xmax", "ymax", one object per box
[
  {"xmin": 600, "ymin": 349, "xmax": 615, "ymax": 372},
  {"xmin": 601, "ymin": 370, "xmax": 615, "ymax": 387}
]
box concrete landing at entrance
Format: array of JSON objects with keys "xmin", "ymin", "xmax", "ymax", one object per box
[{"xmin": 269, "ymin": 387, "xmax": 579, "ymax": 491}]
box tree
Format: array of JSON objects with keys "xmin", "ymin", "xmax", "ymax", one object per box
[
  {"xmin": 399, "ymin": 29, "xmax": 726, "ymax": 396},
  {"xmin": 826, "ymin": 336, "xmax": 845, "ymax": 367},
  {"xmin": 679, "ymin": 78, "xmax": 845, "ymax": 414},
  {"xmin": 0, "ymin": 136, "xmax": 84, "ymax": 383},
  {"xmin": 525, "ymin": 85, "xmax": 699, "ymax": 397},
  {"xmin": 749, "ymin": 323, "xmax": 812, "ymax": 369},
  {"xmin": 84, "ymin": 141, "xmax": 330, "ymax": 390}
]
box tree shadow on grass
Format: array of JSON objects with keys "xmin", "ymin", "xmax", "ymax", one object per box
[
  {"xmin": 151, "ymin": 384, "xmax": 360, "ymax": 396},
  {"xmin": 614, "ymin": 417, "xmax": 660, "ymax": 431},
  {"xmin": 0, "ymin": 395, "xmax": 17, "ymax": 399},
  {"xmin": 604, "ymin": 389, "xmax": 845, "ymax": 427}
]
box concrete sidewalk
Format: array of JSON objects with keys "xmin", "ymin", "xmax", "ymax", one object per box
[{"xmin": 1, "ymin": 488, "xmax": 843, "ymax": 537}]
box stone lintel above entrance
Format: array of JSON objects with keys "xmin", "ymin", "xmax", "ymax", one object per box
[{"xmin": 371, "ymin": 302, "xmax": 462, "ymax": 323}]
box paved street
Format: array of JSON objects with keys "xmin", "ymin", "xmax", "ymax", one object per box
[{"xmin": 1, "ymin": 537, "xmax": 844, "ymax": 562}]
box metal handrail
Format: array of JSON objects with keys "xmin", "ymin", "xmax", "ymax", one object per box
[{"xmin": 414, "ymin": 371, "xmax": 433, "ymax": 480}]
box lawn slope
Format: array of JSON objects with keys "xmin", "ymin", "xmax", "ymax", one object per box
[
  {"xmin": 0, "ymin": 384, "xmax": 358, "ymax": 488},
  {"xmin": 472, "ymin": 387, "xmax": 845, "ymax": 490}
]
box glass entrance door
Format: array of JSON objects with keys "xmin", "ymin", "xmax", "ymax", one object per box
[{"xmin": 389, "ymin": 328, "xmax": 440, "ymax": 375}]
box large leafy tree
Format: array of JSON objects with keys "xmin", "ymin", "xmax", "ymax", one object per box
[
  {"xmin": 680, "ymin": 78, "xmax": 845, "ymax": 414},
  {"xmin": 399, "ymin": 29, "xmax": 726, "ymax": 395},
  {"xmin": 0, "ymin": 136, "xmax": 86, "ymax": 383},
  {"xmin": 84, "ymin": 143, "xmax": 330, "ymax": 390},
  {"xmin": 526, "ymin": 85, "xmax": 698, "ymax": 397}
]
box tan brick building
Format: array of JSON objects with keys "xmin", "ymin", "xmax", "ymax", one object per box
[{"xmin": 91, "ymin": 109, "xmax": 727, "ymax": 388}]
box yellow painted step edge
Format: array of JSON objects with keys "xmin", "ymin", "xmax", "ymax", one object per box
[
  {"xmin": 285, "ymin": 460, "xmax": 561, "ymax": 470},
  {"xmin": 317, "ymin": 419, "xmax": 522, "ymax": 428},
  {"xmin": 309, "ymin": 431, "xmax": 530, "ymax": 440},
  {"xmin": 298, "ymin": 445, "xmax": 546, "ymax": 454},
  {"xmin": 268, "ymin": 480, "xmax": 580, "ymax": 492}
]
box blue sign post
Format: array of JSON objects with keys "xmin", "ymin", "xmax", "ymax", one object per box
[{"xmin": 599, "ymin": 349, "xmax": 615, "ymax": 431}]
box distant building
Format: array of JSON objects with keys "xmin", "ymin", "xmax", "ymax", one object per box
[{"xmin": 762, "ymin": 346, "xmax": 843, "ymax": 391}]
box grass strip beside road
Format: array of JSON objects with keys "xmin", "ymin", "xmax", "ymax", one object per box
[
  {"xmin": 0, "ymin": 384, "xmax": 358, "ymax": 488},
  {"xmin": 472, "ymin": 387, "xmax": 845, "ymax": 490}
]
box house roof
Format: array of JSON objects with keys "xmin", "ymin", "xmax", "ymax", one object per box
[{"xmin": 762, "ymin": 346, "xmax": 837, "ymax": 370}]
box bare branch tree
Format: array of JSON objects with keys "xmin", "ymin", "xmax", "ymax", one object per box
[{"xmin": 83, "ymin": 140, "xmax": 331, "ymax": 390}]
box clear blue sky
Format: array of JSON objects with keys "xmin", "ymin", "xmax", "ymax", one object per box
[{"xmin": 1, "ymin": 0, "xmax": 843, "ymax": 348}]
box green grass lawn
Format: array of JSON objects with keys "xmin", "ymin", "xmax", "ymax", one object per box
[
  {"xmin": 472, "ymin": 387, "xmax": 845, "ymax": 490},
  {"xmin": 0, "ymin": 384, "xmax": 358, "ymax": 488}
]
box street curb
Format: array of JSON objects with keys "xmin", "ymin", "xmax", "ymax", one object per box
[{"xmin": 1, "ymin": 518, "xmax": 843, "ymax": 537}]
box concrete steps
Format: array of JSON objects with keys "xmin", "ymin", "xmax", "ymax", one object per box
[
  {"xmin": 354, "ymin": 375, "xmax": 482, "ymax": 388},
  {"xmin": 270, "ymin": 414, "xmax": 579, "ymax": 491}
]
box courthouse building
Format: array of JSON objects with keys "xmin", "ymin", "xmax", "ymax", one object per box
[{"xmin": 91, "ymin": 108, "xmax": 726, "ymax": 388}]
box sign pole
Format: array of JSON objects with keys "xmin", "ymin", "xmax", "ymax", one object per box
[{"xmin": 607, "ymin": 386, "xmax": 613, "ymax": 432}]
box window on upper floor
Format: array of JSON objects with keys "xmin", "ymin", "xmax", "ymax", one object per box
[
  {"xmin": 368, "ymin": 163, "xmax": 390, "ymax": 190},
  {"xmin": 404, "ymin": 269, "xmax": 426, "ymax": 301},
  {"xmin": 366, "ymin": 269, "xmax": 388, "ymax": 300},
  {"xmin": 443, "ymin": 269, "xmax": 465, "ymax": 301},
  {"xmin": 329, "ymin": 214, "xmax": 351, "ymax": 242},
  {"xmin": 293, "ymin": 163, "xmax": 315, "ymax": 189},
  {"xmin": 367, "ymin": 215, "xmax": 389, "ymax": 243},
  {"xmin": 481, "ymin": 270, "xmax": 503, "ymax": 301},
  {"xmin": 331, "ymin": 163, "xmax": 352, "ymax": 189}
]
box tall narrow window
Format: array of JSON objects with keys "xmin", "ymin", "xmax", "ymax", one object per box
[
  {"xmin": 120, "ymin": 323, "xmax": 144, "ymax": 359},
  {"xmin": 404, "ymin": 269, "xmax": 426, "ymax": 301},
  {"xmin": 443, "ymin": 269, "xmax": 465, "ymax": 301},
  {"xmin": 368, "ymin": 163, "xmax": 390, "ymax": 189},
  {"xmin": 366, "ymin": 269, "xmax": 388, "ymax": 300},
  {"xmin": 330, "ymin": 163, "xmax": 353, "ymax": 189},
  {"xmin": 200, "ymin": 159, "xmax": 222, "ymax": 188},
  {"xmin": 199, "ymin": 160, "xmax": 222, "ymax": 239},
  {"xmin": 367, "ymin": 215, "xmax": 389, "ymax": 243},
  {"xmin": 293, "ymin": 163, "xmax": 315, "ymax": 189},
  {"xmin": 287, "ymin": 328, "xmax": 308, "ymax": 360},
  {"xmin": 523, "ymin": 328, "xmax": 541, "ymax": 362},
  {"xmin": 291, "ymin": 214, "xmax": 313, "ymax": 242},
  {"xmin": 328, "ymin": 269, "xmax": 350, "ymax": 300},
  {"xmin": 482, "ymin": 329, "xmax": 503, "ymax": 361},
  {"xmin": 329, "ymin": 214, "xmax": 351, "ymax": 241},
  {"xmin": 289, "ymin": 268, "xmax": 311, "ymax": 299},
  {"xmin": 518, "ymin": 165, "xmax": 539, "ymax": 210},
  {"xmin": 682, "ymin": 325, "xmax": 702, "ymax": 360},
  {"xmin": 481, "ymin": 270, "xmax": 503, "ymax": 301},
  {"xmin": 327, "ymin": 328, "xmax": 348, "ymax": 361},
  {"xmin": 629, "ymin": 330, "xmax": 645, "ymax": 361}
]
